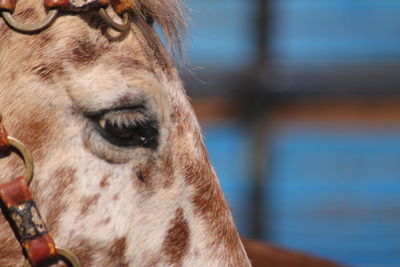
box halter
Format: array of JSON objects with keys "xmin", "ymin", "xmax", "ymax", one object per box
[
  {"xmin": 0, "ymin": 120, "xmax": 82, "ymax": 266},
  {"xmin": 0, "ymin": 0, "xmax": 133, "ymax": 33}
]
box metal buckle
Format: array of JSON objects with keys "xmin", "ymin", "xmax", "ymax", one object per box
[
  {"xmin": 0, "ymin": 5, "xmax": 131, "ymax": 33},
  {"xmin": 23, "ymin": 247, "xmax": 82, "ymax": 267},
  {"xmin": 7, "ymin": 137, "xmax": 33, "ymax": 185},
  {"xmin": 98, "ymin": 7, "xmax": 130, "ymax": 32},
  {"xmin": 1, "ymin": 9, "xmax": 58, "ymax": 33}
]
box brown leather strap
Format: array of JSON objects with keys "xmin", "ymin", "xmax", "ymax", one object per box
[
  {"xmin": 0, "ymin": 0, "xmax": 110, "ymax": 12},
  {"xmin": 110, "ymin": 0, "xmax": 133, "ymax": 15},
  {"xmin": 24, "ymin": 234, "xmax": 57, "ymax": 266},
  {"xmin": 0, "ymin": 0, "xmax": 15, "ymax": 12},
  {"xmin": 44, "ymin": 0, "xmax": 70, "ymax": 9},
  {"xmin": 45, "ymin": 0, "xmax": 110, "ymax": 11},
  {"xmin": 0, "ymin": 177, "xmax": 57, "ymax": 266},
  {"xmin": 0, "ymin": 176, "xmax": 31, "ymax": 206}
]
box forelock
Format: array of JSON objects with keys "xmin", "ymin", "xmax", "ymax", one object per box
[{"xmin": 132, "ymin": 0, "xmax": 186, "ymax": 55}]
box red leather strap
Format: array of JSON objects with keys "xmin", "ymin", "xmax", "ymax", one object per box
[
  {"xmin": 0, "ymin": 177, "xmax": 31, "ymax": 206},
  {"xmin": 45, "ymin": 0, "xmax": 110, "ymax": 10},
  {"xmin": 0, "ymin": 177, "xmax": 57, "ymax": 266},
  {"xmin": 110, "ymin": 0, "xmax": 133, "ymax": 14},
  {"xmin": 44, "ymin": 0, "xmax": 70, "ymax": 9},
  {"xmin": 24, "ymin": 234, "xmax": 57, "ymax": 266},
  {"xmin": 0, "ymin": 0, "xmax": 15, "ymax": 12}
]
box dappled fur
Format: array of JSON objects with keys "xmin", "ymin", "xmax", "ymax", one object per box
[{"xmin": 0, "ymin": 0, "xmax": 251, "ymax": 266}]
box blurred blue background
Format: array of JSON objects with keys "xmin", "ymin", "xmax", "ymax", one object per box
[{"xmin": 182, "ymin": 0, "xmax": 400, "ymax": 267}]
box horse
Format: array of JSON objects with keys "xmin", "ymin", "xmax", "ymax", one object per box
[
  {"xmin": 0, "ymin": 0, "xmax": 252, "ymax": 266},
  {"xmin": 0, "ymin": 0, "xmax": 344, "ymax": 266}
]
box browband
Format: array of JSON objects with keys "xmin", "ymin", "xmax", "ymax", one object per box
[{"xmin": 0, "ymin": 0, "xmax": 134, "ymax": 33}]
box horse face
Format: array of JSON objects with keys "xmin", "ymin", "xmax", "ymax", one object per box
[
  {"xmin": 0, "ymin": 1, "xmax": 251, "ymax": 266},
  {"xmin": 0, "ymin": 1, "xmax": 176, "ymax": 178}
]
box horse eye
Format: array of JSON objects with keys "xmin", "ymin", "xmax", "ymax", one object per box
[{"xmin": 92, "ymin": 112, "xmax": 159, "ymax": 148}]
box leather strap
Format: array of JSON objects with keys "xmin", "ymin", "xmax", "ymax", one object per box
[
  {"xmin": 45, "ymin": 0, "xmax": 110, "ymax": 11},
  {"xmin": 1, "ymin": 0, "xmax": 111, "ymax": 12},
  {"xmin": 0, "ymin": 177, "xmax": 57, "ymax": 266},
  {"xmin": 110, "ymin": 0, "xmax": 133, "ymax": 15},
  {"xmin": 0, "ymin": 120, "xmax": 57, "ymax": 266},
  {"xmin": 0, "ymin": 0, "xmax": 15, "ymax": 12}
]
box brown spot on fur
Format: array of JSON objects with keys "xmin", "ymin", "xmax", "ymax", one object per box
[
  {"xmin": 131, "ymin": 161, "xmax": 161, "ymax": 196},
  {"xmin": 162, "ymin": 208, "xmax": 190, "ymax": 266},
  {"xmin": 133, "ymin": 155, "xmax": 174, "ymax": 189},
  {"xmin": 70, "ymin": 239, "xmax": 96, "ymax": 266},
  {"xmin": 182, "ymin": 141, "xmax": 245, "ymax": 262},
  {"xmin": 171, "ymin": 105, "xmax": 183, "ymax": 124},
  {"xmin": 46, "ymin": 167, "xmax": 77, "ymax": 231},
  {"xmin": 9, "ymin": 71, "xmax": 16, "ymax": 81},
  {"xmin": 71, "ymin": 40, "xmax": 101, "ymax": 65},
  {"xmin": 113, "ymin": 194, "xmax": 119, "ymax": 201},
  {"xmin": 80, "ymin": 194, "xmax": 101, "ymax": 215},
  {"xmin": 171, "ymin": 105, "xmax": 190, "ymax": 137},
  {"xmin": 101, "ymin": 217, "xmax": 111, "ymax": 225},
  {"xmin": 109, "ymin": 237, "xmax": 128, "ymax": 267},
  {"xmin": 114, "ymin": 56, "xmax": 153, "ymax": 74},
  {"xmin": 133, "ymin": 164, "xmax": 151, "ymax": 184},
  {"xmin": 161, "ymin": 155, "xmax": 174, "ymax": 188},
  {"xmin": 15, "ymin": 8, "xmax": 37, "ymax": 21},
  {"xmin": 100, "ymin": 174, "xmax": 111, "ymax": 188},
  {"xmin": 38, "ymin": 33, "xmax": 53, "ymax": 47},
  {"xmin": 53, "ymin": 167, "xmax": 77, "ymax": 185},
  {"xmin": 31, "ymin": 62, "xmax": 65, "ymax": 82},
  {"xmin": 12, "ymin": 109, "xmax": 54, "ymax": 162}
]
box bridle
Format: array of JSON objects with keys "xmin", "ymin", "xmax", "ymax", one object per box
[
  {"xmin": 0, "ymin": 0, "xmax": 134, "ymax": 33},
  {"xmin": 0, "ymin": 116, "xmax": 82, "ymax": 266},
  {"xmin": 0, "ymin": 1, "xmax": 138, "ymax": 266},
  {"xmin": 0, "ymin": 115, "xmax": 81, "ymax": 267}
]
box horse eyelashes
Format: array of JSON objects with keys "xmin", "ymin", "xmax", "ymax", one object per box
[{"xmin": 91, "ymin": 109, "xmax": 159, "ymax": 149}]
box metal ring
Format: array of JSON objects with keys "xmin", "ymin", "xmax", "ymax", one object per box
[
  {"xmin": 98, "ymin": 7, "xmax": 130, "ymax": 32},
  {"xmin": 23, "ymin": 247, "xmax": 82, "ymax": 267},
  {"xmin": 1, "ymin": 9, "xmax": 58, "ymax": 33},
  {"xmin": 7, "ymin": 137, "xmax": 33, "ymax": 185}
]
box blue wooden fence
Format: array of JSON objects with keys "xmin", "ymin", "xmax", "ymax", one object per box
[
  {"xmin": 187, "ymin": 1, "xmax": 400, "ymax": 265},
  {"xmin": 203, "ymin": 122, "xmax": 400, "ymax": 267},
  {"xmin": 185, "ymin": 0, "xmax": 400, "ymax": 67}
]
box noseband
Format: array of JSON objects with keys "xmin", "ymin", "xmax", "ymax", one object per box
[{"xmin": 0, "ymin": 0, "xmax": 133, "ymax": 33}]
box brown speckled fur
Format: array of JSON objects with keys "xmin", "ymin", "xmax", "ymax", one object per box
[{"xmin": 0, "ymin": 0, "xmax": 250, "ymax": 266}]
